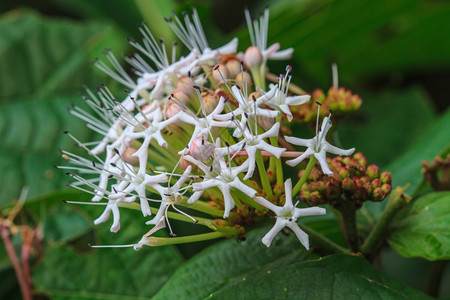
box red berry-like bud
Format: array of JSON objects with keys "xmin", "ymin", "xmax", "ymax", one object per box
[
  {"xmin": 372, "ymin": 187, "xmax": 385, "ymax": 202},
  {"xmin": 381, "ymin": 184, "xmax": 392, "ymax": 195},
  {"xmin": 367, "ymin": 164, "xmax": 380, "ymax": 179},
  {"xmin": 372, "ymin": 178, "xmax": 382, "ymax": 188},
  {"xmin": 342, "ymin": 177, "xmax": 355, "ymax": 190},
  {"xmin": 380, "ymin": 171, "xmax": 392, "ymax": 185},
  {"xmin": 310, "ymin": 191, "xmax": 325, "ymax": 205}
]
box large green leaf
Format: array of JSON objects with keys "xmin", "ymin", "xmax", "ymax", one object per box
[
  {"xmin": 154, "ymin": 230, "xmax": 430, "ymax": 299},
  {"xmin": 33, "ymin": 208, "xmax": 185, "ymax": 300},
  {"xmin": 0, "ymin": 10, "xmax": 126, "ymax": 206},
  {"xmin": 388, "ymin": 192, "xmax": 450, "ymax": 261},
  {"xmin": 268, "ymin": 0, "xmax": 450, "ymax": 85},
  {"xmin": 359, "ymin": 108, "xmax": 450, "ymax": 225},
  {"xmin": 153, "ymin": 226, "xmax": 315, "ymax": 299}
]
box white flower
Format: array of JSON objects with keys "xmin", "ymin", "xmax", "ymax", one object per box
[
  {"xmin": 221, "ymin": 84, "xmax": 279, "ymax": 138},
  {"xmin": 177, "ymin": 95, "xmax": 235, "ymax": 150},
  {"xmin": 266, "ymin": 66, "xmax": 310, "ymax": 121},
  {"xmin": 188, "ymin": 139, "xmax": 257, "ymax": 218},
  {"xmin": 285, "ymin": 115, "xmax": 355, "ymax": 175},
  {"xmin": 146, "ymin": 166, "xmax": 194, "ymax": 227},
  {"xmin": 244, "ymin": 7, "xmax": 293, "ymax": 61},
  {"xmin": 254, "ymin": 178, "xmax": 326, "ymax": 249},
  {"xmin": 215, "ymin": 122, "xmax": 286, "ymax": 180}
]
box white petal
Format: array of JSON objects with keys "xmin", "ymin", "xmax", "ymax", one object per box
[
  {"xmin": 285, "ymin": 136, "xmax": 313, "ymax": 147},
  {"xmin": 323, "ymin": 142, "xmax": 355, "ymax": 156},
  {"xmin": 314, "ymin": 151, "xmax": 333, "ymax": 176},
  {"xmin": 261, "ymin": 219, "xmax": 285, "ymax": 247},
  {"xmin": 286, "ymin": 222, "xmax": 309, "ymax": 250},
  {"xmin": 294, "ymin": 206, "xmax": 326, "ymax": 218},
  {"xmin": 286, "ymin": 148, "xmax": 314, "ymax": 167},
  {"xmin": 286, "ymin": 95, "xmax": 310, "ymax": 106}
]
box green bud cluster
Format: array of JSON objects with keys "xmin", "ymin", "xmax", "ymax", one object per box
[
  {"xmin": 298, "ymin": 152, "xmax": 392, "ymax": 208},
  {"xmin": 292, "ymin": 86, "xmax": 362, "ymax": 124}
]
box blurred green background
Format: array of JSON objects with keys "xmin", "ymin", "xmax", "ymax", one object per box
[{"xmin": 0, "ymin": 0, "xmax": 449, "ymax": 299}]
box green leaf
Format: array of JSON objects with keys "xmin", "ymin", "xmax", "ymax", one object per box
[
  {"xmin": 156, "ymin": 245, "xmax": 431, "ymax": 299},
  {"xmin": 210, "ymin": 255, "xmax": 432, "ymax": 299},
  {"xmin": 153, "ymin": 226, "xmax": 315, "ymax": 299},
  {"xmin": 269, "ymin": 0, "xmax": 450, "ymax": 85},
  {"xmin": 0, "ymin": 10, "xmax": 126, "ymax": 207},
  {"xmin": 388, "ymin": 192, "xmax": 450, "ymax": 261},
  {"xmin": 33, "ymin": 209, "xmax": 184, "ymax": 299}
]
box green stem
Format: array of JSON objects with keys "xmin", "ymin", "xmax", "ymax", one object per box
[
  {"xmin": 143, "ymin": 231, "xmax": 226, "ymax": 246},
  {"xmin": 256, "ymin": 150, "xmax": 273, "ymax": 200},
  {"xmin": 360, "ymin": 185, "xmax": 411, "ymax": 257},
  {"xmin": 337, "ymin": 201, "xmax": 359, "ymax": 253},
  {"xmin": 299, "ymin": 223, "xmax": 349, "ymax": 255},
  {"xmin": 178, "ymin": 200, "xmax": 224, "ymax": 217},
  {"xmin": 292, "ymin": 156, "xmax": 317, "ymax": 196},
  {"xmin": 269, "ymin": 115, "xmax": 284, "ymax": 190}
]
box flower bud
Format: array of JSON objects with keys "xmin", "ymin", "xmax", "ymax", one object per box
[
  {"xmin": 235, "ymin": 71, "xmax": 253, "ymax": 89},
  {"xmin": 226, "ymin": 59, "xmax": 241, "ymax": 78},
  {"xmin": 257, "ymin": 115, "xmax": 276, "ymax": 130},
  {"xmin": 371, "ymin": 178, "xmax": 382, "ymax": 188},
  {"xmin": 202, "ymin": 93, "xmax": 219, "ymax": 114},
  {"xmin": 212, "ymin": 64, "xmax": 229, "ymax": 83},
  {"xmin": 171, "ymin": 89, "xmax": 190, "ymax": 106},
  {"xmin": 372, "ymin": 187, "xmax": 385, "ymax": 202},
  {"xmin": 353, "ymin": 187, "xmax": 369, "ymax": 202},
  {"xmin": 165, "ymin": 103, "xmax": 182, "ymax": 119},
  {"xmin": 342, "ymin": 177, "xmax": 355, "ymax": 191},
  {"xmin": 381, "ymin": 184, "xmax": 391, "ymax": 195},
  {"xmin": 123, "ymin": 147, "xmax": 139, "ymax": 165},
  {"xmin": 309, "ymin": 191, "xmax": 325, "ymax": 205},
  {"xmin": 244, "ymin": 46, "xmax": 262, "ymax": 69},
  {"xmin": 176, "ymin": 76, "xmax": 194, "ymax": 96},
  {"xmin": 180, "ymin": 157, "xmax": 194, "ymax": 171},
  {"xmin": 189, "ymin": 135, "xmax": 214, "ymax": 161},
  {"xmin": 380, "ymin": 171, "xmax": 392, "ymax": 185},
  {"xmin": 367, "ymin": 164, "xmax": 380, "ymax": 179}
]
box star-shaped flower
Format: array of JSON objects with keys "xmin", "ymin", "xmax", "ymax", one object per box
[
  {"xmin": 285, "ymin": 115, "xmax": 355, "ymax": 175},
  {"xmin": 188, "ymin": 139, "xmax": 257, "ymax": 218},
  {"xmin": 253, "ymin": 178, "xmax": 326, "ymax": 249},
  {"xmin": 215, "ymin": 122, "xmax": 286, "ymax": 180},
  {"xmin": 266, "ymin": 66, "xmax": 310, "ymax": 121}
]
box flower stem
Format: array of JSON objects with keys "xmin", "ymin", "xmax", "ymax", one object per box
[
  {"xmin": 292, "ymin": 156, "xmax": 317, "ymax": 196},
  {"xmin": 299, "ymin": 223, "xmax": 349, "ymax": 255},
  {"xmin": 270, "ymin": 114, "xmax": 284, "ymax": 190},
  {"xmin": 360, "ymin": 186, "xmax": 411, "ymax": 257},
  {"xmin": 256, "ymin": 150, "xmax": 273, "ymax": 200},
  {"xmin": 144, "ymin": 231, "xmax": 227, "ymax": 246},
  {"xmin": 336, "ymin": 201, "xmax": 359, "ymax": 253}
]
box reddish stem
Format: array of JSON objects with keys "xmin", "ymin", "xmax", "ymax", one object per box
[{"xmin": 1, "ymin": 225, "xmax": 32, "ymax": 300}]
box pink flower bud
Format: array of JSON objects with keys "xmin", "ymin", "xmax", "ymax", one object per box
[
  {"xmin": 123, "ymin": 147, "xmax": 139, "ymax": 165},
  {"xmin": 380, "ymin": 171, "xmax": 392, "ymax": 185},
  {"xmin": 244, "ymin": 46, "xmax": 262, "ymax": 69},
  {"xmin": 212, "ymin": 64, "xmax": 229, "ymax": 83},
  {"xmin": 189, "ymin": 135, "xmax": 214, "ymax": 161},
  {"xmin": 176, "ymin": 76, "xmax": 194, "ymax": 95},
  {"xmin": 226, "ymin": 59, "xmax": 241, "ymax": 78}
]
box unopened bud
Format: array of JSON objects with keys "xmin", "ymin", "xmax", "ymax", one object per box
[
  {"xmin": 123, "ymin": 147, "xmax": 139, "ymax": 165},
  {"xmin": 381, "ymin": 183, "xmax": 391, "ymax": 195},
  {"xmin": 226, "ymin": 59, "xmax": 241, "ymax": 78},
  {"xmin": 244, "ymin": 46, "xmax": 262, "ymax": 69},
  {"xmin": 189, "ymin": 135, "xmax": 214, "ymax": 161},
  {"xmin": 309, "ymin": 191, "xmax": 325, "ymax": 205},
  {"xmin": 371, "ymin": 178, "xmax": 382, "ymax": 188},
  {"xmin": 235, "ymin": 71, "xmax": 253, "ymax": 89},
  {"xmin": 372, "ymin": 187, "xmax": 385, "ymax": 202},
  {"xmin": 212, "ymin": 64, "xmax": 229, "ymax": 83},
  {"xmin": 342, "ymin": 177, "xmax": 355, "ymax": 190},
  {"xmin": 380, "ymin": 171, "xmax": 392, "ymax": 185},
  {"xmin": 202, "ymin": 93, "xmax": 219, "ymax": 114},
  {"xmin": 367, "ymin": 164, "xmax": 380, "ymax": 179},
  {"xmin": 257, "ymin": 115, "xmax": 276, "ymax": 130},
  {"xmin": 165, "ymin": 103, "xmax": 182, "ymax": 119},
  {"xmin": 171, "ymin": 89, "xmax": 190, "ymax": 105},
  {"xmin": 177, "ymin": 76, "xmax": 194, "ymax": 95},
  {"xmin": 180, "ymin": 157, "xmax": 194, "ymax": 171}
]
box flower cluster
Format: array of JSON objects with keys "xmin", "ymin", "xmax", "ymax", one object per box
[
  {"xmin": 298, "ymin": 152, "xmax": 392, "ymax": 208},
  {"xmin": 292, "ymin": 86, "xmax": 362, "ymax": 125},
  {"xmin": 59, "ymin": 7, "xmax": 356, "ymax": 250},
  {"xmin": 422, "ymin": 154, "xmax": 450, "ymax": 191}
]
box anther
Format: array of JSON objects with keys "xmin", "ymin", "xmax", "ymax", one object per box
[{"xmin": 315, "ymin": 101, "xmax": 322, "ymax": 106}]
